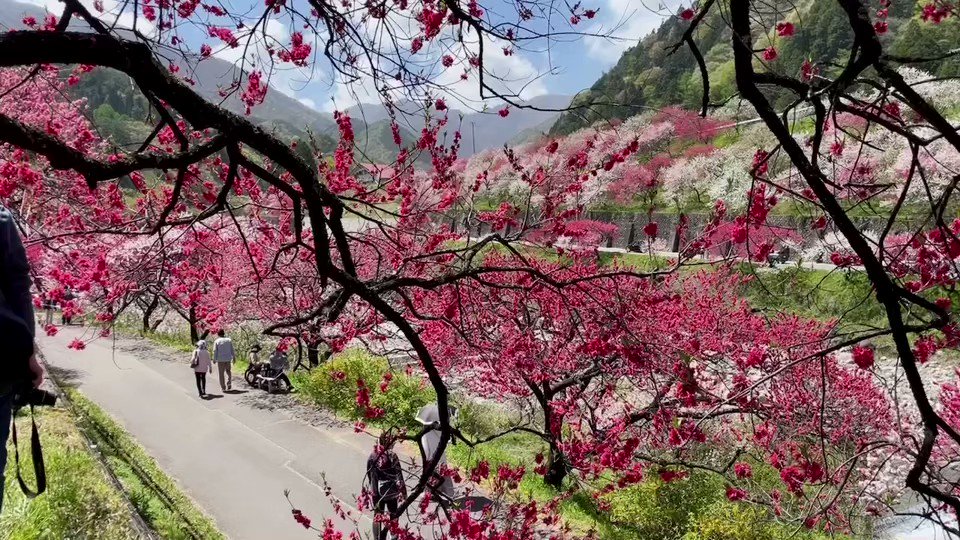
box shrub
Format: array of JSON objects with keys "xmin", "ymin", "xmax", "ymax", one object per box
[
  {"xmin": 604, "ymin": 471, "xmax": 724, "ymax": 538},
  {"xmin": 293, "ymin": 349, "xmax": 435, "ymax": 431},
  {"xmin": 455, "ymin": 400, "xmax": 519, "ymax": 439},
  {"xmin": 682, "ymin": 500, "xmax": 843, "ymax": 540}
]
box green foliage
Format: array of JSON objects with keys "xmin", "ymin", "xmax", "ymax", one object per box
[
  {"xmin": 67, "ymin": 389, "xmax": 225, "ymax": 540},
  {"xmin": 682, "ymin": 501, "xmax": 841, "ymax": 540},
  {"xmin": 292, "ymin": 349, "xmax": 435, "ymax": 431},
  {"xmin": 549, "ymin": 0, "xmax": 922, "ymax": 134},
  {"xmin": 711, "ymin": 129, "xmax": 741, "ymax": 148},
  {"xmin": 0, "ymin": 407, "xmax": 134, "ymax": 539},
  {"xmin": 453, "ymin": 400, "xmax": 518, "ymax": 439},
  {"xmin": 92, "ymin": 104, "xmax": 154, "ymax": 150},
  {"xmin": 70, "ymin": 68, "xmax": 152, "ymax": 120},
  {"xmin": 739, "ymin": 265, "xmax": 884, "ymax": 328},
  {"xmin": 889, "ymin": 17, "xmax": 960, "ymax": 78},
  {"xmin": 605, "ymin": 472, "xmax": 724, "ymax": 538}
]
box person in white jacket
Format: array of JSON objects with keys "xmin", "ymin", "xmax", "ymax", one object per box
[
  {"xmin": 212, "ymin": 329, "xmax": 236, "ymax": 391},
  {"xmin": 191, "ymin": 340, "xmax": 213, "ymax": 397}
]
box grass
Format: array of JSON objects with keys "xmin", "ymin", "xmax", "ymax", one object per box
[
  {"xmin": 65, "ymin": 388, "xmax": 224, "ymax": 540},
  {"xmin": 113, "ymin": 320, "xmax": 196, "ymax": 353},
  {"xmin": 0, "ymin": 406, "xmax": 136, "ymax": 539}
]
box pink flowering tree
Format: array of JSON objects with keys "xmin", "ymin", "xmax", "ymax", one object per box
[{"xmin": 3, "ymin": 0, "xmax": 960, "ymax": 536}]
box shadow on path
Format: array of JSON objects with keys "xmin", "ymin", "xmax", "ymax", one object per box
[{"xmin": 46, "ymin": 365, "xmax": 83, "ymax": 388}]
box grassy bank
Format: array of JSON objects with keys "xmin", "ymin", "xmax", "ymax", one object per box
[
  {"xmin": 0, "ymin": 404, "xmax": 137, "ymax": 539},
  {"xmin": 66, "ymin": 388, "xmax": 224, "ymax": 540}
]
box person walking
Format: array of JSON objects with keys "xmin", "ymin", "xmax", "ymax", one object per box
[
  {"xmin": 0, "ymin": 205, "xmax": 45, "ymax": 513},
  {"xmin": 42, "ymin": 295, "xmax": 54, "ymax": 326},
  {"xmin": 212, "ymin": 329, "xmax": 235, "ymax": 392},
  {"xmin": 366, "ymin": 430, "xmax": 406, "ymax": 540},
  {"xmin": 61, "ymin": 286, "xmax": 75, "ymax": 325},
  {"xmin": 190, "ymin": 340, "xmax": 213, "ymax": 397}
]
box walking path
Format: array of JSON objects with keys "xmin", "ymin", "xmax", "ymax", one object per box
[{"xmin": 39, "ymin": 326, "xmax": 376, "ymax": 540}]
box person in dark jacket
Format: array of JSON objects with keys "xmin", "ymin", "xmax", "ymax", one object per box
[
  {"xmin": 367, "ymin": 431, "xmax": 406, "ymax": 540},
  {"xmin": 0, "ymin": 205, "xmax": 44, "ymax": 512}
]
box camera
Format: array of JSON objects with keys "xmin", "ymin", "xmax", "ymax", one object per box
[{"xmin": 14, "ymin": 387, "xmax": 58, "ymax": 409}]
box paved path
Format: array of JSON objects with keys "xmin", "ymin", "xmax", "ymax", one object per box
[{"xmin": 39, "ymin": 326, "xmax": 376, "ymax": 540}]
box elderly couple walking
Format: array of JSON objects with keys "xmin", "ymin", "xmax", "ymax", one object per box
[{"xmin": 190, "ymin": 329, "xmax": 236, "ymax": 397}]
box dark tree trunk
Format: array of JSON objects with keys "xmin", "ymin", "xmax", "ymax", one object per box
[
  {"xmin": 540, "ymin": 390, "xmax": 568, "ymax": 488},
  {"xmin": 292, "ymin": 336, "xmax": 305, "ymax": 371},
  {"xmin": 307, "ymin": 344, "xmax": 319, "ymax": 368},
  {"xmin": 142, "ymin": 293, "xmax": 160, "ymax": 333},
  {"xmin": 543, "ymin": 446, "xmax": 567, "ymax": 489},
  {"xmin": 671, "ymin": 213, "xmax": 685, "ymax": 252},
  {"xmin": 188, "ymin": 304, "xmax": 199, "ymax": 343}
]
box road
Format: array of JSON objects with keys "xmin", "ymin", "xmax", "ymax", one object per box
[
  {"xmin": 467, "ymin": 235, "xmax": 848, "ymax": 272},
  {"xmin": 39, "ymin": 326, "xmax": 376, "ymax": 540}
]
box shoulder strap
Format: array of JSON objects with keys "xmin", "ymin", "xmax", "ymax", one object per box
[{"xmin": 11, "ymin": 406, "xmax": 46, "ymax": 498}]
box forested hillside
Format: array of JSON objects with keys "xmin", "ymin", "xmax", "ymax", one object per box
[{"xmin": 550, "ymin": 0, "xmax": 957, "ymax": 134}]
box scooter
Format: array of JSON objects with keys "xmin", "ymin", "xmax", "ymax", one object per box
[{"xmin": 254, "ymin": 365, "xmax": 292, "ymax": 394}]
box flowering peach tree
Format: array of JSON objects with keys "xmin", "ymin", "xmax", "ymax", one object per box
[{"xmin": 1, "ymin": 0, "xmax": 960, "ymax": 537}]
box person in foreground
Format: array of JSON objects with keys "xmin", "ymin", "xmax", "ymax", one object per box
[
  {"xmin": 367, "ymin": 430, "xmax": 406, "ymax": 540},
  {"xmin": 191, "ymin": 340, "xmax": 213, "ymax": 398},
  {"xmin": 0, "ymin": 205, "xmax": 45, "ymax": 512},
  {"xmin": 212, "ymin": 329, "xmax": 235, "ymax": 392}
]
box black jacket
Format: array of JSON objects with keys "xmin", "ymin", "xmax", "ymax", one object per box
[{"xmin": 367, "ymin": 450, "xmax": 405, "ymax": 502}]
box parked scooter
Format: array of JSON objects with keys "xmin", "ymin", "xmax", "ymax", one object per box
[{"xmin": 254, "ymin": 365, "xmax": 292, "ymax": 394}]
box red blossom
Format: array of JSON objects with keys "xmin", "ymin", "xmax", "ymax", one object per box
[
  {"xmin": 291, "ymin": 509, "xmax": 312, "ymax": 529},
  {"xmin": 852, "ymin": 345, "xmax": 875, "ymax": 369},
  {"xmin": 726, "ymin": 486, "xmax": 748, "ymax": 501},
  {"xmin": 776, "ymin": 21, "xmax": 795, "ymax": 37}
]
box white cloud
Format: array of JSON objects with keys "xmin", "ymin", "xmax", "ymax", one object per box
[
  {"xmin": 210, "ymin": 18, "xmax": 324, "ymax": 102},
  {"xmin": 585, "ymin": 0, "xmax": 680, "ymax": 64},
  {"xmin": 298, "ymin": 97, "xmax": 317, "ymax": 109},
  {"xmin": 324, "ymin": 30, "xmax": 548, "ymax": 113},
  {"xmin": 21, "ymin": 0, "xmax": 157, "ymax": 37}
]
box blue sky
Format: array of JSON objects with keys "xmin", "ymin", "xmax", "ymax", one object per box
[{"xmin": 18, "ymin": 0, "xmax": 680, "ymax": 110}]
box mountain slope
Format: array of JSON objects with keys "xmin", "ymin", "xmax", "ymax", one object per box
[
  {"xmin": 348, "ymin": 94, "xmax": 572, "ymax": 158},
  {"xmin": 1, "ymin": 1, "xmax": 336, "ymax": 138},
  {"xmin": 550, "ymin": 0, "xmax": 947, "ymax": 135}
]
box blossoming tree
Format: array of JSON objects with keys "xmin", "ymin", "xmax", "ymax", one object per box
[{"xmin": 2, "ymin": 0, "xmax": 960, "ymax": 537}]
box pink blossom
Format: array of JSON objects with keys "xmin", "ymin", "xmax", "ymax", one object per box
[{"xmin": 852, "ymin": 345, "xmax": 875, "ymax": 369}]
